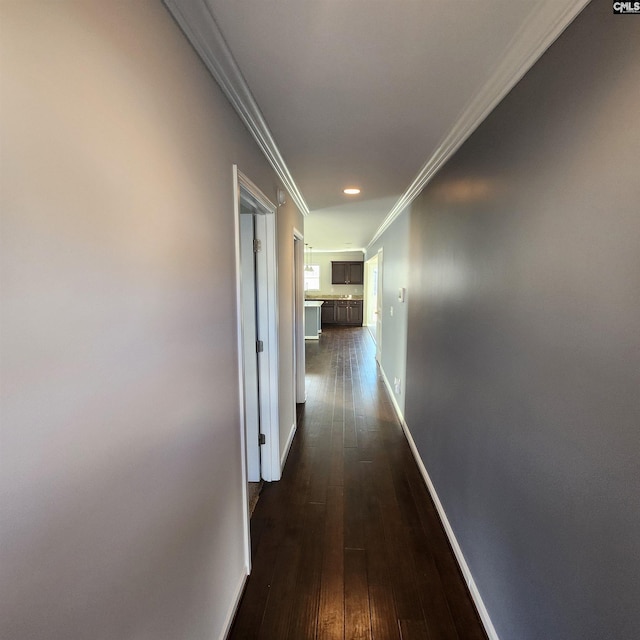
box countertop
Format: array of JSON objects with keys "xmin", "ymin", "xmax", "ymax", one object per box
[{"xmin": 305, "ymin": 294, "xmax": 363, "ymax": 301}]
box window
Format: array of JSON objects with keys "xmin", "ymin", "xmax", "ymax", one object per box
[{"xmin": 304, "ymin": 264, "xmax": 320, "ymax": 291}]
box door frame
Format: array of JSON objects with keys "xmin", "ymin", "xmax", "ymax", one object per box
[
  {"xmin": 375, "ymin": 248, "xmax": 383, "ymax": 364},
  {"xmin": 364, "ymin": 253, "xmax": 378, "ymax": 340},
  {"xmin": 234, "ymin": 166, "xmax": 280, "ymax": 482},
  {"xmin": 233, "ymin": 166, "xmax": 281, "ymax": 569},
  {"xmin": 293, "ymin": 228, "xmax": 305, "ymax": 404}
]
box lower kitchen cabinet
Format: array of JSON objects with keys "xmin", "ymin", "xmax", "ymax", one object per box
[
  {"xmin": 317, "ymin": 298, "xmax": 363, "ymax": 326},
  {"xmin": 321, "ymin": 300, "xmax": 336, "ymax": 324},
  {"xmin": 335, "ymin": 300, "xmax": 363, "ymax": 326},
  {"xmin": 334, "ymin": 303, "xmax": 348, "ymax": 324},
  {"xmin": 320, "ymin": 299, "xmax": 363, "ymax": 326}
]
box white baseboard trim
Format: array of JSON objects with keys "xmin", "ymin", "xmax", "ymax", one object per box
[
  {"xmin": 219, "ymin": 570, "xmax": 248, "ymax": 640},
  {"xmin": 366, "ymin": 323, "xmax": 376, "ymax": 342},
  {"xmin": 378, "ymin": 366, "xmax": 406, "ymax": 425},
  {"xmin": 401, "ymin": 421, "xmax": 500, "ymax": 640},
  {"xmin": 379, "ymin": 365, "xmax": 500, "ymax": 640},
  {"xmin": 280, "ymin": 421, "xmax": 297, "ymax": 471}
]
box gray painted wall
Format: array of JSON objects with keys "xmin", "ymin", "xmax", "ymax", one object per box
[
  {"xmin": 277, "ymin": 197, "xmax": 304, "ymax": 463},
  {"xmin": 367, "ymin": 209, "xmax": 410, "ymax": 416},
  {"xmin": 0, "ymin": 2, "xmax": 302, "ymax": 639},
  {"xmin": 405, "ymin": 3, "xmax": 640, "ymax": 639}
]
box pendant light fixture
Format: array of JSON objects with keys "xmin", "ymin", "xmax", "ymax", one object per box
[{"xmin": 304, "ymin": 244, "xmax": 313, "ymax": 272}]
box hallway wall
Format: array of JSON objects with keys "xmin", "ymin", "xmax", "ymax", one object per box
[
  {"xmin": 277, "ymin": 198, "xmax": 304, "ymax": 464},
  {"xmin": 405, "ymin": 3, "xmax": 640, "ymax": 639},
  {"xmin": 366, "ymin": 209, "xmax": 410, "ymax": 417},
  {"xmin": 0, "ymin": 2, "xmax": 302, "ymax": 639}
]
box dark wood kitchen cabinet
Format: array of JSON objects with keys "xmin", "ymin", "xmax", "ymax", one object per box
[
  {"xmin": 321, "ymin": 299, "xmax": 336, "ymax": 324},
  {"xmin": 317, "ymin": 298, "xmax": 362, "ymax": 326},
  {"xmin": 335, "ymin": 300, "xmax": 363, "ymax": 326},
  {"xmin": 331, "ymin": 261, "xmax": 364, "ymax": 285}
]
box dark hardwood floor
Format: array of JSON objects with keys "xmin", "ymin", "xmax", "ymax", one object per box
[{"xmin": 229, "ymin": 326, "xmax": 487, "ymax": 640}]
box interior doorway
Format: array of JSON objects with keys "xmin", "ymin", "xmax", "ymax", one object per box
[
  {"xmin": 365, "ymin": 250, "xmax": 383, "ymax": 363},
  {"xmin": 233, "ymin": 167, "xmax": 280, "ymax": 569},
  {"xmin": 293, "ymin": 229, "xmax": 305, "ymax": 404},
  {"xmin": 375, "ymin": 248, "xmax": 383, "ymax": 364},
  {"xmin": 239, "ymin": 211, "xmax": 261, "ymax": 483},
  {"xmin": 365, "ymin": 254, "xmax": 379, "ymax": 336}
]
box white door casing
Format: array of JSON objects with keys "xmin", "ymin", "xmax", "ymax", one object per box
[
  {"xmin": 234, "ymin": 167, "xmax": 280, "ymax": 483},
  {"xmin": 375, "ymin": 248, "xmax": 383, "ymax": 364},
  {"xmin": 233, "ymin": 166, "xmax": 281, "ymax": 571},
  {"xmin": 365, "ymin": 254, "xmax": 378, "ymax": 341},
  {"xmin": 293, "ymin": 229, "xmax": 305, "ymax": 404}
]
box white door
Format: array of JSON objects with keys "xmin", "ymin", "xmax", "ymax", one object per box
[
  {"xmin": 234, "ymin": 168, "xmax": 280, "ymax": 484},
  {"xmin": 234, "ymin": 168, "xmax": 281, "ymax": 574},
  {"xmin": 240, "ymin": 213, "xmax": 261, "ymax": 482}
]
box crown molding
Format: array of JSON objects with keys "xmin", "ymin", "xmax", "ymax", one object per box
[
  {"xmin": 305, "ymin": 248, "xmax": 366, "ymax": 254},
  {"xmin": 368, "ymin": 0, "xmax": 590, "ymax": 248},
  {"xmin": 163, "ymin": 0, "xmax": 310, "ymax": 216}
]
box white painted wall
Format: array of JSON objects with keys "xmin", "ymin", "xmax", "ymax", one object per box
[{"xmin": 0, "ymin": 2, "xmax": 302, "ymax": 639}]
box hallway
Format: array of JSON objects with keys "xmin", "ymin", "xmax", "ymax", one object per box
[{"xmin": 230, "ymin": 326, "xmax": 487, "ymax": 639}]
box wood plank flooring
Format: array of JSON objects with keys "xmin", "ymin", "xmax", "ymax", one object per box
[{"xmin": 229, "ymin": 326, "xmax": 487, "ymax": 640}]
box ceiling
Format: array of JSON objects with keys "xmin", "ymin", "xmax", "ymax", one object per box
[{"xmin": 165, "ymin": 0, "xmax": 588, "ymax": 251}]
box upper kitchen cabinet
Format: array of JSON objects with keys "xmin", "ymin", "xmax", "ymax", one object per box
[{"xmin": 331, "ymin": 261, "xmax": 364, "ymax": 285}]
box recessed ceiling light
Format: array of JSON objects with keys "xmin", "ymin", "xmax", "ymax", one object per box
[{"xmin": 343, "ymin": 187, "xmax": 361, "ymax": 195}]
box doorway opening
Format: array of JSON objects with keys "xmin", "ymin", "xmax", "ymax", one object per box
[
  {"xmin": 293, "ymin": 229, "xmax": 305, "ymax": 405},
  {"xmin": 233, "ymin": 167, "xmax": 280, "ymax": 569},
  {"xmin": 364, "ymin": 249, "xmax": 383, "ymax": 363},
  {"xmin": 365, "ymin": 254, "xmax": 379, "ymax": 336}
]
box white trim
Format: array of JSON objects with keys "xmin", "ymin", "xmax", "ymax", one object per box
[
  {"xmin": 366, "ymin": 324, "xmax": 376, "ymax": 343},
  {"xmin": 402, "ymin": 420, "xmax": 501, "ymax": 640},
  {"xmin": 216, "ymin": 570, "xmax": 248, "ymax": 640},
  {"xmin": 293, "ymin": 228, "xmax": 306, "ymax": 404},
  {"xmin": 379, "ymin": 365, "xmax": 405, "ymax": 426},
  {"xmin": 237, "ymin": 170, "xmax": 276, "ymax": 216},
  {"xmin": 368, "ymin": 0, "xmax": 589, "ymax": 248},
  {"xmin": 232, "ymin": 166, "xmax": 252, "ymax": 576},
  {"xmin": 379, "ymin": 364, "xmax": 500, "ymax": 640},
  {"xmin": 163, "ymin": 0, "xmax": 309, "ymax": 217},
  {"xmin": 310, "ymin": 247, "xmax": 367, "ymax": 254},
  {"xmin": 260, "ymin": 210, "xmax": 281, "ymax": 481},
  {"xmin": 165, "ymin": 0, "xmax": 587, "ymax": 249},
  {"xmin": 375, "ymin": 248, "xmax": 383, "ymax": 365},
  {"xmin": 234, "ymin": 168, "xmax": 281, "ymax": 485},
  {"xmin": 238, "ymin": 172, "xmax": 282, "ymax": 483},
  {"xmin": 280, "ymin": 422, "xmax": 297, "ymax": 471}
]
